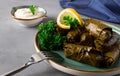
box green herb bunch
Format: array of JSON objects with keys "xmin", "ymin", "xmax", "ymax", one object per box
[
  {"xmin": 63, "ymin": 16, "xmax": 79, "ymax": 29},
  {"xmin": 37, "ymin": 20, "xmax": 66, "ymax": 51},
  {"xmin": 29, "ymin": 5, "xmax": 36, "ymax": 15}
]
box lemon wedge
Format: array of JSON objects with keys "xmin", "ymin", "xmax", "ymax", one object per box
[{"xmin": 57, "ymin": 8, "xmax": 83, "ymax": 29}]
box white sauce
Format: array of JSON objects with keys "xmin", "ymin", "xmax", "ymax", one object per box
[{"xmin": 14, "ymin": 8, "xmax": 45, "ymax": 19}]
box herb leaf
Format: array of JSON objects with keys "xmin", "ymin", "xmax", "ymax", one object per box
[
  {"xmin": 63, "ymin": 16, "xmax": 79, "ymax": 29},
  {"xmin": 29, "ymin": 5, "xmax": 36, "ymax": 15},
  {"xmin": 37, "ymin": 20, "xmax": 66, "ymax": 51}
]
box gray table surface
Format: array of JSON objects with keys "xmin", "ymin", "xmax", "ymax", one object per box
[
  {"xmin": 0, "ymin": 0, "xmax": 72, "ymax": 76},
  {"xmin": 1, "ymin": 0, "xmax": 120, "ymax": 76}
]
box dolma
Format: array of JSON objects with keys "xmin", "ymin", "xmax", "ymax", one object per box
[
  {"xmin": 94, "ymin": 32, "xmax": 119, "ymax": 53},
  {"xmin": 85, "ymin": 18, "xmax": 112, "ymax": 42},
  {"xmin": 79, "ymin": 32, "xmax": 94, "ymax": 46},
  {"xmin": 63, "ymin": 43, "xmax": 103, "ymax": 67},
  {"xmin": 55, "ymin": 26, "xmax": 70, "ymax": 36},
  {"xmin": 101, "ymin": 42, "xmax": 120, "ymax": 67},
  {"xmin": 67, "ymin": 28, "xmax": 81, "ymax": 43}
]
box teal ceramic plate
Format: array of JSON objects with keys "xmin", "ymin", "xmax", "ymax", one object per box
[{"xmin": 34, "ymin": 21, "xmax": 120, "ymax": 76}]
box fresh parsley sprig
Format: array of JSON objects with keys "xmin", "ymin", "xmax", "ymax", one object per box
[
  {"xmin": 63, "ymin": 16, "xmax": 79, "ymax": 29},
  {"xmin": 37, "ymin": 20, "xmax": 67, "ymax": 51},
  {"xmin": 29, "ymin": 5, "xmax": 36, "ymax": 15}
]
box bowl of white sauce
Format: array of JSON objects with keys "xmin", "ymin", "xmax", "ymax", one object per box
[{"xmin": 11, "ymin": 5, "xmax": 47, "ymax": 27}]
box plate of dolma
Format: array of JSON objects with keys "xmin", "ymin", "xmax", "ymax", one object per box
[{"xmin": 34, "ymin": 18, "xmax": 120, "ymax": 76}]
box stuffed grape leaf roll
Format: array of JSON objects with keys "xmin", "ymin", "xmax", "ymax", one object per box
[
  {"xmin": 79, "ymin": 32, "xmax": 94, "ymax": 46},
  {"xmin": 63, "ymin": 43, "xmax": 103, "ymax": 67},
  {"xmin": 67, "ymin": 28, "xmax": 81, "ymax": 43},
  {"xmin": 85, "ymin": 18, "xmax": 112, "ymax": 42},
  {"xmin": 94, "ymin": 32, "xmax": 119, "ymax": 53},
  {"xmin": 101, "ymin": 42, "xmax": 120, "ymax": 67}
]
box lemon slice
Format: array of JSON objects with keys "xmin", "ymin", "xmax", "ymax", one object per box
[{"xmin": 57, "ymin": 8, "xmax": 83, "ymax": 29}]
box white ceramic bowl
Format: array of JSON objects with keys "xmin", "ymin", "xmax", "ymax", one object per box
[{"xmin": 11, "ymin": 5, "xmax": 47, "ymax": 27}]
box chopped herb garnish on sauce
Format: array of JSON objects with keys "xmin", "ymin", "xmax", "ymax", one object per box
[{"xmin": 29, "ymin": 5, "xmax": 36, "ymax": 15}]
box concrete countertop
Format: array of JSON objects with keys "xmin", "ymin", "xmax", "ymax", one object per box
[{"xmin": 0, "ymin": 0, "xmax": 71, "ymax": 76}]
